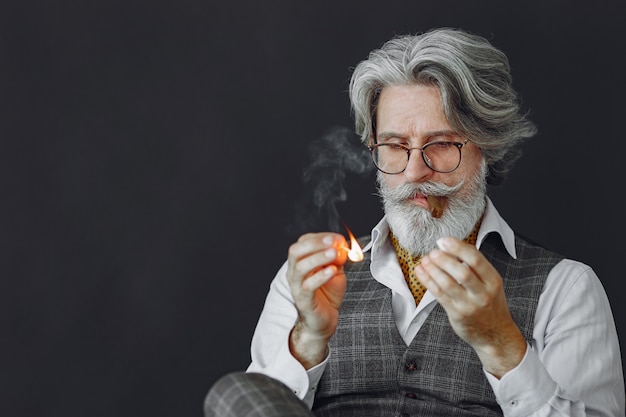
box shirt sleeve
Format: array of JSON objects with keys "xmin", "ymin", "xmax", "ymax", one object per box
[
  {"xmin": 485, "ymin": 260, "xmax": 625, "ymax": 417},
  {"xmin": 246, "ymin": 261, "xmax": 329, "ymax": 408}
]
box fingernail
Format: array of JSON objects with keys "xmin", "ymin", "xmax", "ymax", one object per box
[
  {"xmin": 436, "ymin": 238, "xmax": 450, "ymax": 250},
  {"xmin": 322, "ymin": 236, "xmax": 334, "ymax": 245},
  {"xmin": 325, "ymin": 248, "xmax": 336, "ymax": 258}
]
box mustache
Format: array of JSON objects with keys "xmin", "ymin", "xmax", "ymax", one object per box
[{"xmin": 376, "ymin": 178, "xmax": 464, "ymax": 202}]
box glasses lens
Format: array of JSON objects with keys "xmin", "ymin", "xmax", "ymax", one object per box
[
  {"xmin": 372, "ymin": 144, "xmax": 407, "ymax": 174},
  {"xmin": 422, "ymin": 142, "xmax": 462, "ymax": 173}
]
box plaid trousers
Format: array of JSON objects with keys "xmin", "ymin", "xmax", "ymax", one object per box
[{"xmin": 204, "ymin": 372, "xmax": 315, "ymax": 417}]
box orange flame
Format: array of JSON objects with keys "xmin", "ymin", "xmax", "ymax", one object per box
[{"xmin": 344, "ymin": 225, "xmax": 364, "ymax": 262}]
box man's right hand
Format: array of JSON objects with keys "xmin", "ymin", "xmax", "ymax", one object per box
[{"xmin": 286, "ymin": 233, "xmax": 348, "ymax": 369}]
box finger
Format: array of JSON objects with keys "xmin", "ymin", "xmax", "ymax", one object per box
[
  {"xmin": 293, "ymin": 246, "xmax": 341, "ymax": 278},
  {"xmin": 435, "ymin": 238, "xmax": 491, "ymax": 283},
  {"xmin": 288, "ymin": 233, "xmax": 346, "ymax": 267},
  {"xmin": 418, "ymin": 255, "xmax": 466, "ymax": 298},
  {"xmin": 302, "ymin": 265, "xmax": 339, "ymax": 292},
  {"xmin": 426, "ymin": 249, "xmax": 480, "ymax": 292}
]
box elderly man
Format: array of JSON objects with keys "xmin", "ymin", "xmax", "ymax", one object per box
[{"xmin": 205, "ymin": 28, "xmax": 624, "ymax": 416}]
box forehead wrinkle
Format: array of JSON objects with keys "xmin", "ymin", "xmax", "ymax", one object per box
[{"xmin": 376, "ymin": 86, "xmax": 454, "ymax": 142}]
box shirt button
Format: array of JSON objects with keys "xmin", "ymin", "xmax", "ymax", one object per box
[{"xmin": 510, "ymin": 400, "xmax": 518, "ymax": 406}]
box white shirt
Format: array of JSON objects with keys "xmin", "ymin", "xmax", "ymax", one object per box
[{"xmin": 247, "ymin": 198, "xmax": 625, "ymax": 416}]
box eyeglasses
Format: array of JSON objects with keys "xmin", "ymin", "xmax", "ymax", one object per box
[{"xmin": 368, "ymin": 139, "xmax": 469, "ymax": 174}]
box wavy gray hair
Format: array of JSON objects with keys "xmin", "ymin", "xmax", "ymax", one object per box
[{"xmin": 349, "ymin": 27, "xmax": 537, "ymax": 185}]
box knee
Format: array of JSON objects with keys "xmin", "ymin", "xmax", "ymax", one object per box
[
  {"xmin": 203, "ymin": 372, "xmax": 308, "ymax": 417},
  {"xmin": 204, "ymin": 372, "xmax": 279, "ymax": 417},
  {"xmin": 204, "ymin": 372, "xmax": 246, "ymax": 417}
]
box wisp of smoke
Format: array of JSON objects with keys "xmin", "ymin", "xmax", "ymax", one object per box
[{"xmin": 289, "ymin": 126, "xmax": 373, "ymax": 236}]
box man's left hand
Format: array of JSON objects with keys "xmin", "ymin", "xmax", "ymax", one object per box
[{"xmin": 415, "ymin": 237, "xmax": 527, "ymax": 378}]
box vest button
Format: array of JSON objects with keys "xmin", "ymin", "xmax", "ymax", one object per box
[
  {"xmin": 405, "ymin": 392, "xmax": 417, "ymax": 399},
  {"xmin": 405, "ymin": 361, "xmax": 417, "ymax": 372}
]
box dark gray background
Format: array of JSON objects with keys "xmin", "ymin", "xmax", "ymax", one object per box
[{"xmin": 1, "ymin": 1, "xmax": 624, "ymax": 416}]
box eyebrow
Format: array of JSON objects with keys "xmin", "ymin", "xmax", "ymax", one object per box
[{"xmin": 376, "ymin": 129, "xmax": 460, "ymax": 141}]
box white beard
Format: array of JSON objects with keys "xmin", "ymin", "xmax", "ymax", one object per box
[{"xmin": 377, "ymin": 160, "xmax": 488, "ymax": 257}]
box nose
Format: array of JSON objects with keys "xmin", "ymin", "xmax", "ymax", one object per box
[{"xmin": 402, "ymin": 149, "xmax": 434, "ymax": 182}]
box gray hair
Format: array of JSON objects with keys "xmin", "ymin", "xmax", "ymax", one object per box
[{"xmin": 349, "ymin": 27, "xmax": 537, "ymax": 185}]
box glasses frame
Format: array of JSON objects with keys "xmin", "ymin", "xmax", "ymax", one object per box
[{"xmin": 368, "ymin": 138, "xmax": 469, "ymax": 174}]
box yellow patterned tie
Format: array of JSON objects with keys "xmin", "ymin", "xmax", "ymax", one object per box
[{"xmin": 390, "ymin": 221, "xmax": 481, "ymax": 305}]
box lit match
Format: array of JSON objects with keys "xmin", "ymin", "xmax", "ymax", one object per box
[{"xmin": 342, "ymin": 225, "xmax": 364, "ymax": 262}]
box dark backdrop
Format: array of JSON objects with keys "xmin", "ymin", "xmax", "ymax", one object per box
[{"xmin": 1, "ymin": 1, "xmax": 624, "ymax": 416}]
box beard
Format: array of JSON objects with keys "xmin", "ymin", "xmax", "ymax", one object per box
[{"xmin": 377, "ymin": 160, "xmax": 488, "ymax": 257}]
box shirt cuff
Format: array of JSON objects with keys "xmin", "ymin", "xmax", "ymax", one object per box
[
  {"xmin": 253, "ymin": 338, "xmax": 330, "ymax": 408},
  {"xmin": 484, "ymin": 344, "xmax": 556, "ymax": 417},
  {"xmin": 302, "ymin": 350, "xmax": 330, "ymax": 407}
]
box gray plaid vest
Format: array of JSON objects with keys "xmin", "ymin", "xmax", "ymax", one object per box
[{"xmin": 312, "ymin": 232, "xmax": 563, "ymax": 417}]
